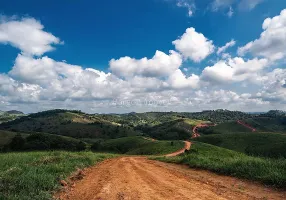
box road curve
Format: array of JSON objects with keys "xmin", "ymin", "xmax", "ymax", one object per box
[
  {"xmin": 165, "ymin": 141, "xmax": 191, "ymax": 157},
  {"xmin": 55, "ymin": 157, "xmax": 286, "ymax": 200}
]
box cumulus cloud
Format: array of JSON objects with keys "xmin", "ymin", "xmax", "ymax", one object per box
[
  {"xmin": 172, "ymin": 28, "xmax": 215, "ymax": 62},
  {"xmin": 238, "ymin": 9, "xmax": 286, "ymax": 61},
  {"xmin": 0, "ymin": 17, "xmax": 61, "ymax": 56},
  {"xmin": 217, "ymin": 39, "xmax": 236, "ymax": 55},
  {"xmin": 167, "ymin": 69, "xmax": 200, "ymax": 89},
  {"xmin": 109, "ymin": 50, "xmax": 182, "ymax": 78},
  {"xmin": 201, "ymin": 57, "xmax": 268, "ymax": 84}
]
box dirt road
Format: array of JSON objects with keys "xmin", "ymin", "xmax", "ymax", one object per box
[
  {"xmin": 56, "ymin": 157, "xmax": 286, "ymax": 200},
  {"xmin": 165, "ymin": 141, "xmax": 191, "ymax": 157}
]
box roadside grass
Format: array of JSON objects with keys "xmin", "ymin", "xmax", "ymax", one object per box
[
  {"xmin": 92, "ymin": 136, "xmax": 185, "ymax": 155},
  {"xmin": 0, "ymin": 151, "xmax": 117, "ymax": 200},
  {"xmin": 194, "ymin": 132, "xmax": 286, "ymax": 158},
  {"xmin": 154, "ymin": 142, "xmax": 286, "ymax": 188}
]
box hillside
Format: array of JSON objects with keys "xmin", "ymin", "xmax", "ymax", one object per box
[
  {"xmin": 136, "ymin": 118, "xmax": 205, "ymax": 140},
  {"xmin": 0, "ymin": 110, "xmax": 25, "ymax": 124},
  {"xmin": 91, "ymin": 136, "xmax": 185, "ymax": 155},
  {"xmin": 194, "ymin": 132, "xmax": 286, "ymax": 158},
  {"xmin": 0, "ymin": 110, "xmax": 138, "ymax": 139},
  {"xmin": 0, "ymin": 130, "xmax": 87, "ymax": 152}
]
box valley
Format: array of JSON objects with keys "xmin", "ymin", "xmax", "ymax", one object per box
[{"xmin": 1, "ymin": 109, "xmax": 286, "ymax": 199}]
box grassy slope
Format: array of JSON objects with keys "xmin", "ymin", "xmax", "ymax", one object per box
[
  {"xmin": 96, "ymin": 136, "xmax": 185, "ymax": 155},
  {"xmin": 194, "ymin": 132, "xmax": 286, "ymax": 158},
  {"xmin": 0, "ymin": 130, "xmax": 29, "ymax": 147},
  {"xmin": 0, "ymin": 110, "xmax": 138, "ymax": 139},
  {"xmin": 141, "ymin": 119, "xmax": 205, "ymax": 140},
  {"xmin": 0, "ymin": 151, "xmax": 117, "ymax": 200},
  {"xmin": 155, "ymin": 142, "xmax": 286, "ymax": 188},
  {"xmin": 211, "ymin": 121, "xmax": 252, "ymax": 134},
  {"xmin": 244, "ymin": 117, "xmax": 286, "ymax": 132}
]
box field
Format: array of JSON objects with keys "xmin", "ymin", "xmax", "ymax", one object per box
[
  {"xmin": 0, "ymin": 151, "xmax": 117, "ymax": 200},
  {"xmin": 194, "ymin": 132, "xmax": 286, "ymax": 158},
  {"xmin": 92, "ymin": 136, "xmax": 185, "ymax": 155},
  {"xmin": 155, "ymin": 142, "xmax": 286, "ymax": 188}
]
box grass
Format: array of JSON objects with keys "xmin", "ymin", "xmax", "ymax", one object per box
[
  {"xmin": 0, "ymin": 151, "xmax": 117, "ymax": 200},
  {"xmin": 93, "ymin": 136, "xmax": 185, "ymax": 155},
  {"xmin": 194, "ymin": 132, "xmax": 286, "ymax": 158},
  {"xmin": 154, "ymin": 142, "xmax": 286, "ymax": 188}
]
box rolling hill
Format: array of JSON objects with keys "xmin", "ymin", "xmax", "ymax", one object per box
[
  {"xmin": 194, "ymin": 132, "xmax": 286, "ymax": 158},
  {"xmin": 0, "ymin": 109, "xmax": 138, "ymax": 139},
  {"xmin": 91, "ymin": 136, "xmax": 185, "ymax": 155}
]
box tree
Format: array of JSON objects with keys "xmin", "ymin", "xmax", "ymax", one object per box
[
  {"xmin": 9, "ymin": 134, "xmax": 25, "ymax": 151},
  {"xmin": 76, "ymin": 141, "xmax": 86, "ymax": 151}
]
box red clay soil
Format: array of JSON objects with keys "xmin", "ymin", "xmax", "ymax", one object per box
[
  {"xmin": 237, "ymin": 120, "xmax": 256, "ymax": 132},
  {"xmin": 192, "ymin": 123, "xmax": 216, "ymax": 138},
  {"xmin": 55, "ymin": 157, "xmax": 286, "ymax": 200},
  {"xmin": 165, "ymin": 141, "xmax": 191, "ymax": 157}
]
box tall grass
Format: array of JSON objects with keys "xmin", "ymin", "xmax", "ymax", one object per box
[
  {"xmin": 155, "ymin": 142, "xmax": 286, "ymax": 188},
  {"xmin": 0, "ymin": 151, "xmax": 117, "ymax": 200}
]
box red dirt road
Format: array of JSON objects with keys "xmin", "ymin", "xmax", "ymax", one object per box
[
  {"xmin": 55, "ymin": 157, "xmax": 286, "ymax": 200},
  {"xmin": 165, "ymin": 141, "xmax": 191, "ymax": 157},
  {"xmin": 237, "ymin": 120, "xmax": 256, "ymax": 132}
]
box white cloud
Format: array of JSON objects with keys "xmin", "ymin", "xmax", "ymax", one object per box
[
  {"xmin": 172, "ymin": 28, "xmax": 215, "ymax": 62},
  {"xmin": 167, "ymin": 69, "xmax": 200, "ymax": 89},
  {"xmin": 238, "ymin": 9, "xmax": 286, "ymax": 61},
  {"xmin": 201, "ymin": 57, "xmax": 268, "ymax": 84},
  {"xmin": 176, "ymin": 0, "xmax": 196, "ymax": 17},
  {"xmin": 109, "ymin": 50, "xmax": 182, "ymax": 78},
  {"xmin": 0, "ymin": 17, "xmax": 61, "ymax": 56},
  {"xmin": 217, "ymin": 39, "xmax": 236, "ymax": 55},
  {"xmin": 238, "ymin": 0, "xmax": 264, "ymax": 11}
]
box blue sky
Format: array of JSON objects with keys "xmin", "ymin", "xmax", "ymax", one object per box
[{"xmin": 0, "ymin": 0, "xmax": 286, "ymax": 113}]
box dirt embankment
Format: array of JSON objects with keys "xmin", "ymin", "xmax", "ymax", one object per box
[{"xmin": 55, "ymin": 157, "xmax": 286, "ymax": 200}]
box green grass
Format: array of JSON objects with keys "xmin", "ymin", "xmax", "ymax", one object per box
[
  {"xmin": 194, "ymin": 132, "xmax": 286, "ymax": 158},
  {"xmin": 93, "ymin": 136, "xmax": 185, "ymax": 155},
  {"xmin": 0, "ymin": 151, "xmax": 117, "ymax": 200},
  {"xmin": 154, "ymin": 142, "xmax": 286, "ymax": 188}
]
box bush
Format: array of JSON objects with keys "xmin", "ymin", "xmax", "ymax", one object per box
[{"xmin": 9, "ymin": 134, "xmax": 25, "ymax": 151}]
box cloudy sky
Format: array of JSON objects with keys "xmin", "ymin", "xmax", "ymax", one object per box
[{"xmin": 0, "ymin": 0, "xmax": 286, "ymax": 113}]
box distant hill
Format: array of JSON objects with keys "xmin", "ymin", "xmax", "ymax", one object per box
[
  {"xmin": 5, "ymin": 110, "xmax": 24, "ymax": 115},
  {"xmin": 194, "ymin": 132, "xmax": 286, "ymax": 158},
  {"xmin": 0, "ymin": 109, "xmax": 138, "ymax": 139},
  {"xmin": 0, "ymin": 110, "xmax": 25, "ymax": 124},
  {"xmin": 0, "ymin": 130, "xmax": 85, "ymax": 151},
  {"xmin": 91, "ymin": 136, "xmax": 184, "ymax": 155},
  {"xmin": 136, "ymin": 118, "xmax": 205, "ymax": 140}
]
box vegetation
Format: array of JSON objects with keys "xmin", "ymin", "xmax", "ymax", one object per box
[
  {"xmin": 0, "ymin": 151, "xmax": 117, "ymax": 200},
  {"xmin": 0, "ymin": 109, "xmax": 138, "ymax": 139},
  {"xmin": 194, "ymin": 132, "xmax": 286, "ymax": 158},
  {"xmin": 155, "ymin": 142, "xmax": 286, "ymax": 188},
  {"xmin": 136, "ymin": 119, "xmax": 197, "ymax": 140},
  {"xmin": 0, "ymin": 131, "xmax": 87, "ymax": 152},
  {"xmin": 91, "ymin": 136, "xmax": 184, "ymax": 155},
  {"xmin": 0, "ymin": 110, "xmax": 24, "ymax": 124}
]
